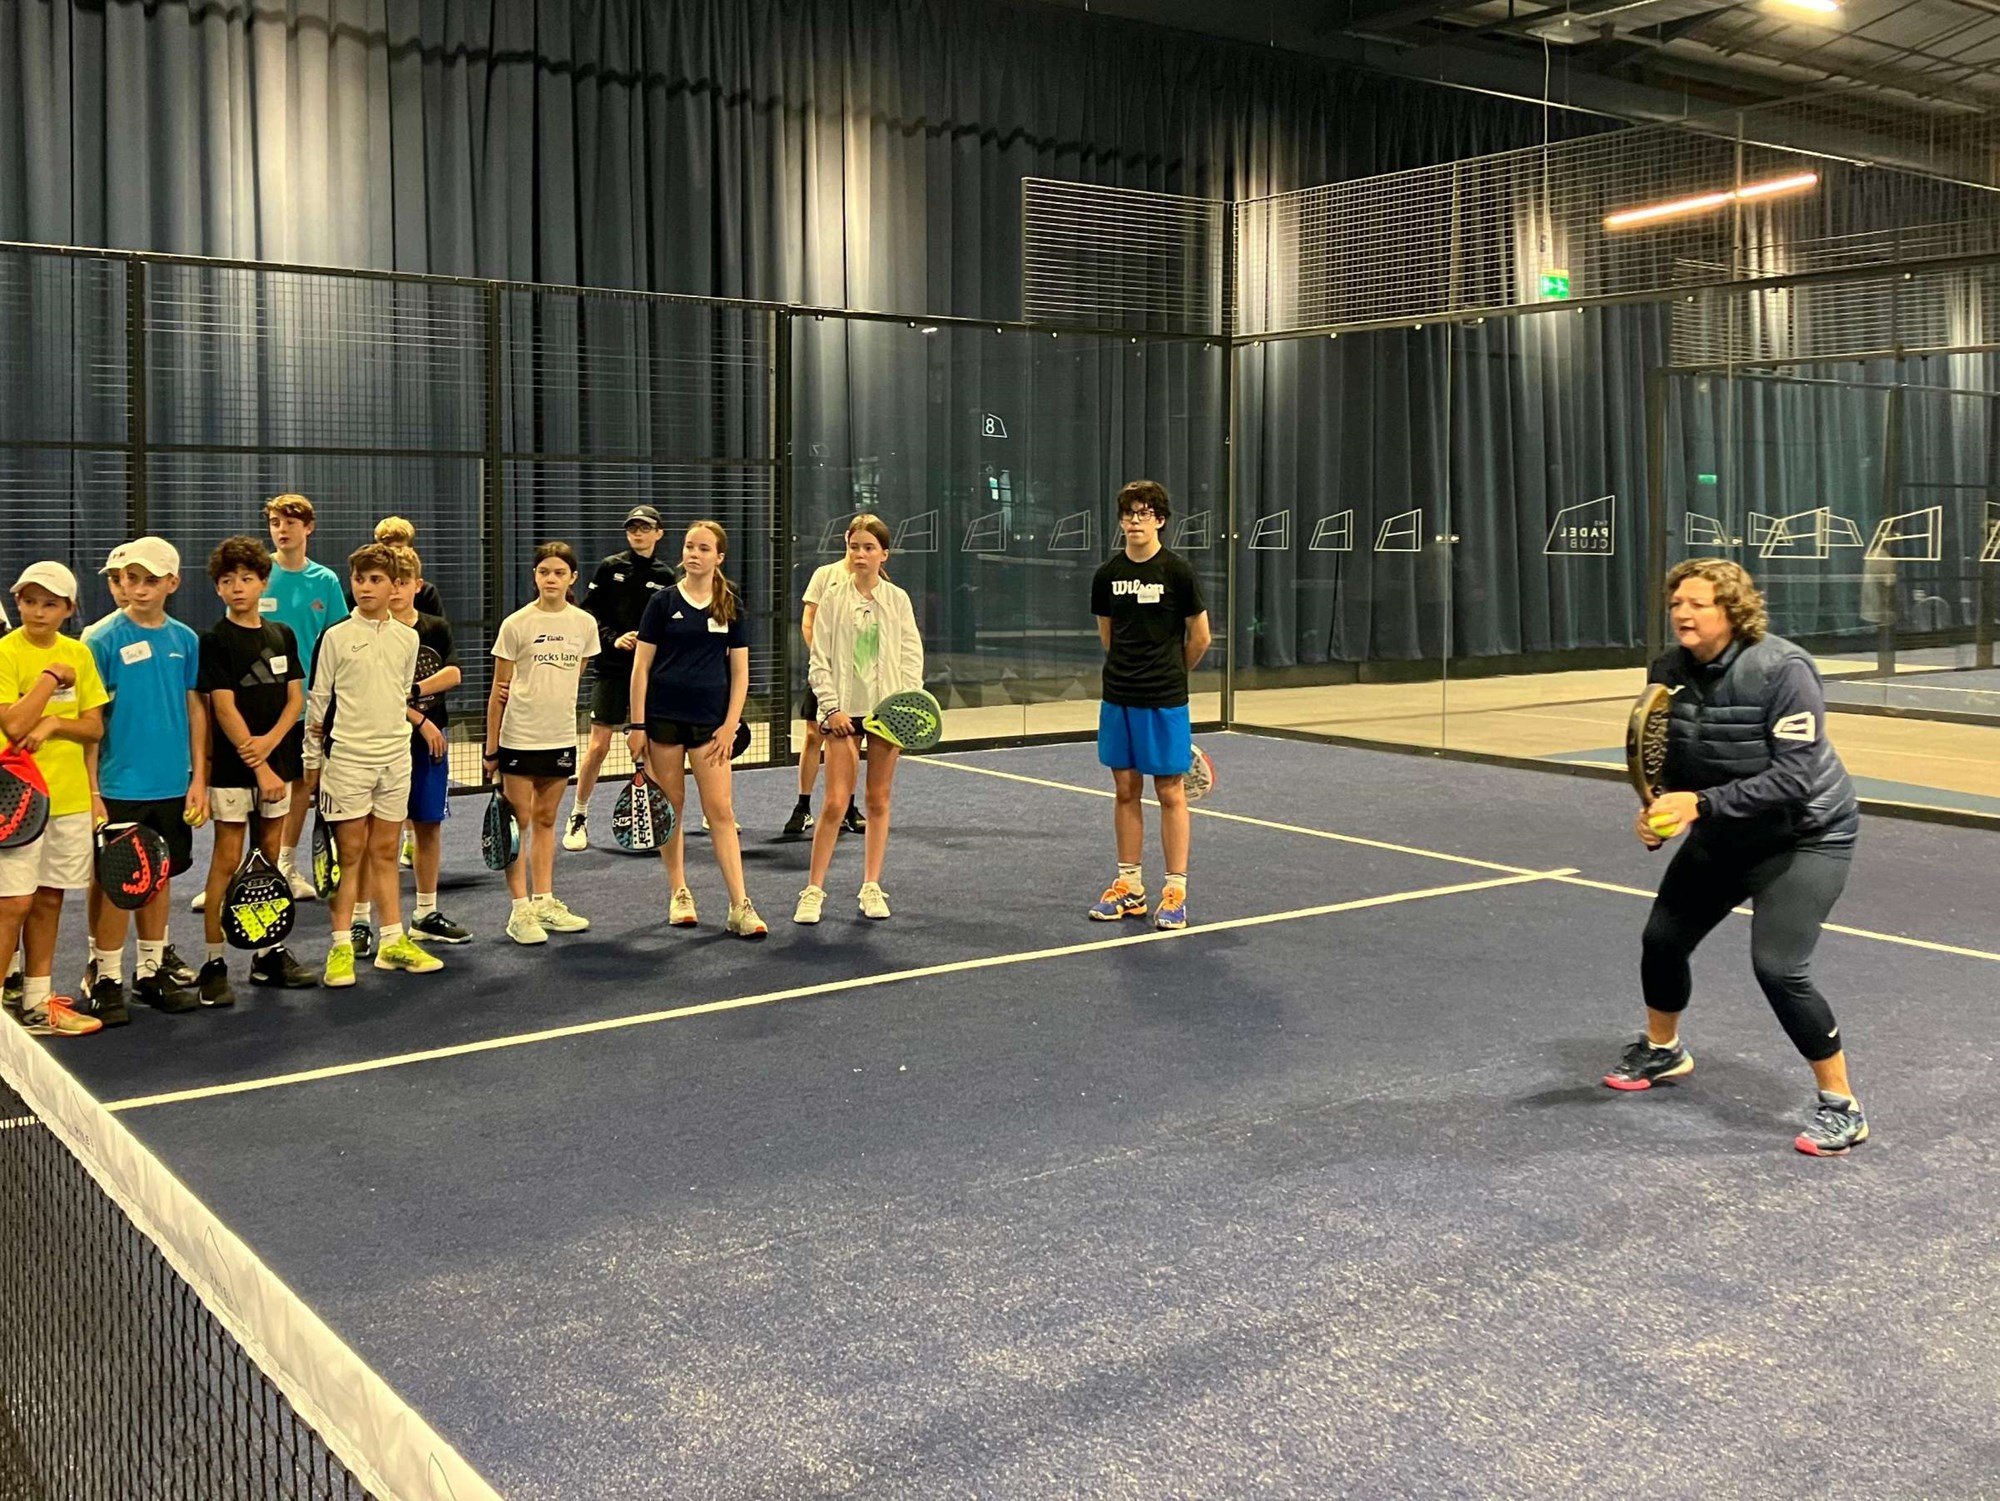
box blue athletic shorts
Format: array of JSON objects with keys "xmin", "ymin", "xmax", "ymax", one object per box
[
  {"xmin": 1097, "ymin": 702, "xmax": 1192, "ymax": 778},
  {"xmin": 409, "ymin": 744, "xmax": 451, "ymax": 825}
]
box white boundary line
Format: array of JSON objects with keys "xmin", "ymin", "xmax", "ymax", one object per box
[
  {"xmin": 916, "ymin": 756, "xmax": 2000, "ymax": 965},
  {"xmin": 106, "ymin": 870, "xmax": 1570, "ymax": 1114}
]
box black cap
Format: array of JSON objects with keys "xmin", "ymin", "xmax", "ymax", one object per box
[{"xmin": 623, "ymin": 505, "xmax": 663, "ymax": 528}]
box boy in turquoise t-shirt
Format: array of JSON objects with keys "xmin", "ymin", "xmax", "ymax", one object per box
[
  {"xmin": 264, "ymin": 493, "xmax": 349, "ymax": 900},
  {"xmin": 87, "ymin": 536, "xmax": 207, "ymax": 1017}
]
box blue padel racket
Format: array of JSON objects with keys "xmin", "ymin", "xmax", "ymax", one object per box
[
  {"xmin": 480, "ymin": 789, "xmax": 519, "ymax": 871},
  {"xmin": 861, "ymin": 689, "xmax": 943, "ymax": 752},
  {"xmin": 221, "ymin": 849, "xmax": 296, "ymax": 950},
  {"xmin": 1185, "ymin": 744, "xmax": 1216, "ymax": 804},
  {"xmin": 94, "ymin": 822, "xmax": 170, "ymax": 912},
  {"xmin": 611, "ymin": 769, "xmax": 674, "ymax": 852},
  {"xmin": 0, "ymin": 746, "xmax": 50, "ymax": 850}
]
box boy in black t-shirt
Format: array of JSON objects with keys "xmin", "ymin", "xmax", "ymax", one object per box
[
  {"xmin": 197, "ymin": 537, "xmax": 316, "ymax": 1001},
  {"xmin": 1088, "ymin": 480, "xmax": 1211, "ymax": 931}
]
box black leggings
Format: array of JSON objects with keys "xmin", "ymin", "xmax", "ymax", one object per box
[{"xmin": 1640, "ymin": 838, "xmax": 1851, "ymax": 1063}]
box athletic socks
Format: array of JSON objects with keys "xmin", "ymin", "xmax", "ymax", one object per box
[
  {"xmin": 415, "ymin": 892, "xmax": 438, "ymax": 919},
  {"xmin": 353, "ymin": 902, "xmax": 372, "ymax": 926},
  {"xmin": 532, "ymin": 892, "xmax": 553, "ymax": 905},
  {"xmin": 91, "ymin": 947, "xmax": 124, "ymax": 985},
  {"xmin": 511, "ymin": 897, "xmax": 534, "ymax": 917},
  {"xmin": 135, "ymin": 940, "xmax": 164, "ymax": 981},
  {"xmin": 1164, "ymin": 871, "xmax": 1186, "ymax": 892},
  {"xmin": 792, "ymin": 793, "xmax": 812, "ymax": 811},
  {"xmin": 23, "ymin": 977, "xmax": 50, "ymax": 1009},
  {"xmin": 206, "ymin": 942, "xmax": 225, "ymax": 964},
  {"xmin": 1118, "ymin": 863, "xmax": 1143, "ymax": 891},
  {"xmin": 380, "ymin": 923, "xmax": 404, "ymax": 945}
]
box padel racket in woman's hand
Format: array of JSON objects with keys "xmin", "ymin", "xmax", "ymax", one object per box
[
  {"xmin": 1626, "ymin": 684, "xmax": 1676, "ymax": 846},
  {"xmin": 1184, "ymin": 744, "xmax": 1216, "ymax": 803},
  {"xmin": 94, "ymin": 822, "xmax": 170, "ymax": 911},
  {"xmin": 862, "ymin": 689, "xmax": 944, "ymax": 752},
  {"xmin": 310, "ymin": 809, "xmax": 342, "ymax": 898},
  {"xmin": 221, "ymin": 849, "xmax": 296, "ymax": 949},
  {"xmin": 0, "ymin": 746, "xmax": 50, "ymax": 850},
  {"xmin": 481, "ymin": 789, "xmax": 519, "ymax": 871},
  {"xmin": 611, "ymin": 769, "xmax": 674, "ymax": 852}
]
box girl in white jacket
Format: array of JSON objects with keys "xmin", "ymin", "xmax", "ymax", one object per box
[{"xmin": 794, "ymin": 514, "xmax": 923, "ymax": 923}]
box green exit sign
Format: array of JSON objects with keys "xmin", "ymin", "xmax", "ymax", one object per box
[{"xmin": 1539, "ymin": 269, "xmax": 1571, "ymax": 301}]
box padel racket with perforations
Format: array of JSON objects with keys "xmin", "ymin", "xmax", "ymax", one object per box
[
  {"xmin": 611, "ymin": 769, "xmax": 674, "ymax": 852},
  {"xmin": 221, "ymin": 849, "xmax": 296, "ymax": 950},
  {"xmin": 861, "ymin": 689, "xmax": 943, "ymax": 752},
  {"xmin": 410, "ymin": 643, "xmax": 445, "ymax": 717},
  {"xmin": 480, "ymin": 789, "xmax": 519, "ymax": 871},
  {"xmin": 94, "ymin": 822, "xmax": 170, "ymax": 911},
  {"xmin": 310, "ymin": 809, "xmax": 341, "ymax": 898},
  {"xmin": 1185, "ymin": 744, "xmax": 1216, "ymax": 804},
  {"xmin": 1627, "ymin": 683, "xmax": 1675, "ymax": 848},
  {"xmin": 0, "ymin": 746, "xmax": 50, "ymax": 850}
]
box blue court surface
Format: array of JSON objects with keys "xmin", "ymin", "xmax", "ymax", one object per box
[{"xmin": 44, "ymin": 735, "xmax": 2000, "ymax": 1499}]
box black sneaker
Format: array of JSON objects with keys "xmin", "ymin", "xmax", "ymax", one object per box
[
  {"xmin": 1795, "ymin": 1092, "xmax": 1870, "ymax": 1157},
  {"xmin": 841, "ymin": 806, "xmax": 866, "ymax": 835},
  {"xmin": 412, "ymin": 911, "xmax": 473, "ymax": 945},
  {"xmin": 134, "ymin": 973, "xmax": 199, "ymax": 1015},
  {"xmin": 248, "ymin": 946, "xmax": 318, "ymax": 989},
  {"xmin": 351, "ymin": 923, "xmax": 376, "ymax": 961},
  {"xmin": 161, "ymin": 944, "xmax": 198, "ymax": 988},
  {"xmin": 1602, "ymin": 1037, "xmax": 1693, "ymax": 1091},
  {"xmin": 780, "ymin": 804, "xmax": 816, "ymax": 840},
  {"xmin": 85, "ymin": 976, "xmax": 130, "ymax": 1028},
  {"xmin": 195, "ymin": 959, "xmax": 236, "ymax": 1008},
  {"xmin": 2, "ymin": 969, "xmax": 21, "ymax": 1012}
]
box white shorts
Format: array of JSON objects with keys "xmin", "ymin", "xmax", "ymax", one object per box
[
  {"xmin": 0, "ymin": 812, "xmax": 93, "ymax": 897},
  {"xmin": 211, "ymin": 785, "xmax": 295, "ymax": 823},
  {"xmin": 317, "ymin": 756, "xmax": 411, "ymax": 824}
]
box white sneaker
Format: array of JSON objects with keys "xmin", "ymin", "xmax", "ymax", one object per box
[
  {"xmin": 282, "ymin": 862, "xmax": 316, "ymax": 901},
  {"xmin": 793, "ymin": 885, "xmax": 826, "ymax": 925},
  {"xmin": 534, "ymin": 895, "xmax": 591, "ymax": 933},
  {"xmin": 858, "ymin": 882, "xmax": 891, "ymax": 920},
  {"xmin": 505, "ymin": 908, "xmax": 549, "ymax": 945},
  {"xmin": 668, "ymin": 886, "xmax": 698, "ymax": 926},
  {"xmin": 699, "ymin": 816, "xmax": 742, "ymax": 833},
  {"xmin": 188, "ymin": 890, "xmax": 207, "ymax": 912},
  {"xmin": 561, "ymin": 809, "xmax": 589, "ymax": 852}
]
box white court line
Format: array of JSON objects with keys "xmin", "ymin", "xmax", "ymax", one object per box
[
  {"xmin": 919, "ymin": 755, "xmax": 2000, "ymax": 965},
  {"xmin": 105, "ymin": 868, "xmax": 1573, "ymax": 1114}
]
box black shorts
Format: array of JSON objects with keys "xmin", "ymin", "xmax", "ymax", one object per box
[
  {"xmin": 590, "ymin": 668, "xmax": 630, "ymax": 728},
  {"xmin": 799, "ymin": 688, "xmax": 820, "ymax": 724},
  {"xmin": 497, "ymin": 746, "xmax": 576, "ymax": 781},
  {"xmin": 647, "ymin": 719, "xmax": 721, "ymax": 748},
  {"xmin": 101, "ymin": 796, "xmax": 196, "ymax": 878}
]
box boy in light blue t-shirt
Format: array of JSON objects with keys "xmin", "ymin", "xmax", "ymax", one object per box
[
  {"xmin": 264, "ymin": 493, "xmax": 349, "ymax": 899},
  {"xmin": 87, "ymin": 536, "xmax": 207, "ymax": 1018}
]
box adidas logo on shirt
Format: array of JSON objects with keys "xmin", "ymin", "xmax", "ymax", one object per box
[{"xmin": 672, "ymin": 611, "xmax": 684, "ymax": 620}]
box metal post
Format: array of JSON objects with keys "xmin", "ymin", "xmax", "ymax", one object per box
[
  {"xmin": 1220, "ymin": 200, "xmax": 1237, "ymax": 727},
  {"xmin": 127, "ymin": 259, "xmax": 148, "ymax": 534},
  {"xmin": 1876, "ymin": 382, "xmax": 1905, "ymax": 676},
  {"xmin": 483, "ymin": 284, "xmax": 504, "ymax": 655},
  {"xmin": 771, "ymin": 309, "xmax": 795, "ymax": 764},
  {"xmin": 1645, "ymin": 367, "xmax": 1667, "ymax": 661}
]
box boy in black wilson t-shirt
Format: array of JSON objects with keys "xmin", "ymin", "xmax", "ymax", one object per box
[
  {"xmin": 197, "ymin": 537, "xmax": 313, "ymax": 1002},
  {"xmin": 1087, "ymin": 480, "xmax": 1211, "ymax": 932}
]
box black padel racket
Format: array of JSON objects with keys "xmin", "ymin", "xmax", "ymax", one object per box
[
  {"xmin": 1627, "ymin": 683, "xmax": 1674, "ymax": 848},
  {"xmin": 730, "ymin": 720, "xmax": 752, "ymax": 760},
  {"xmin": 861, "ymin": 689, "xmax": 943, "ymax": 752},
  {"xmin": 480, "ymin": 789, "xmax": 519, "ymax": 871},
  {"xmin": 221, "ymin": 849, "xmax": 296, "ymax": 950},
  {"xmin": 94, "ymin": 822, "xmax": 170, "ymax": 911},
  {"xmin": 611, "ymin": 769, "xmax": 675, "ymax": 852},
  {"xmin": 0, "ymin": 746, "xmax": 50, "ymax": 850},
  {"xmin": 410, "ymin": 643, "xmax": 445, "ymax": 718},
  {"xmin": 1185, "ymin": 744, "xmax": 1216, "ymax": 804},
  {"xmin": 310, "ymin": 808, "xmax": 342, "ymax": 898}
]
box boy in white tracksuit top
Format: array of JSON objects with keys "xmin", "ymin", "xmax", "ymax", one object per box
[{"xmin": 795, "ymin": 515, "xmax": 923, "ymax": 923}]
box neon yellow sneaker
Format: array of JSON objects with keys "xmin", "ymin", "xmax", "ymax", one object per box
[
  {"xmin": 374, "ymin": 934, "xmax": 444, "ymax": 974},
  {"xmin": 323, "ymin": 945, "xmax": 356, "ymax": 989}
]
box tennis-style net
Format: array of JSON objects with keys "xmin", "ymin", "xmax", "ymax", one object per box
[{"xmin": 0, "ymin": 1021, "xmax": 500, "ymax": 1501}]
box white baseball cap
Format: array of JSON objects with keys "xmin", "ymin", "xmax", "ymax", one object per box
[
  {"xmin": 13, "ymin": 561, "xmax": 80, "ymax": 603},
  {"xmin": 99, "ymin": 544, "xmax": 130, "ymax": 574},
  {"xmin": 120, "ymin": 536, "xmax": 181, "ymax": 579}
]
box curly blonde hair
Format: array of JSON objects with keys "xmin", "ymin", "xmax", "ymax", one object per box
[{"xmin": 1666, "ymin": 557, "xmax": 1768, "ymax": 643}]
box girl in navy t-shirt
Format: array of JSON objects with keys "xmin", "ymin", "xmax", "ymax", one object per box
[{"xmin": 627, "ymin": 521, "xmax": 766, "ymax": 939}]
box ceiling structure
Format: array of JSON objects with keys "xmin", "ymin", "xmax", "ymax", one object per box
[{"xmin": 1044, "ymin": 0, "xmax": 2000, "ymax": 126}]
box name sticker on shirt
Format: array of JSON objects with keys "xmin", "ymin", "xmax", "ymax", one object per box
[
  {"xmin": 258, "ymin": 597, "xmax": 278, "ymax": 613},
  {"xmin": 52, "ymin": 685, "xmax": 76, "ymax": 704},
  {"xmin": 707, "ymin": 617, "xmax": 729, "ymax": 634},
  {"xmin": 270, "ymin": 656, "xmax": 289, "ymax": 675},
  {"xmin": 119, "ymin": 640, "xmax": 153, "ymax": 665}
]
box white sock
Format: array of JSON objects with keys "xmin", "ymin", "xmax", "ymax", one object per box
[
  {"xmin": 205, "ymin": 942, "xmax": 224, "ymax": 963},
  {"xmin": 415, "ymin": 891, "xmax": 438, "ymax": 918},
  {"xmin": 255, "ymin": 946, "xmax": 277, "ymax": 959},
  {"xmin": 512, "ymin": 896, "xmax": 534, "ymax": 916},
  {"xmin": 23, "ymin": 977, "xmax": 51, "ymax": 1008},
  {"xmin": 330, "ymin": 932, "xmax": 353, "ymax": 953},
  {"xmin": 1165, "ymin": 871, "xmax": 1187, "ymax": 891},
  {"xmin": 92, "ymin": 946, "xmax": 124, "ymax": 984},
  {"xmin": 1654, "ymin": 1036, "xmax": 1680, "ymax": 1052},
  {"xmin": 532, "ymin": 892, "xmax": 553, "ymax": 905},
  {"xmin": 135, "ymin": 940, "xmax": 164, "ymax": 980},
  {"xmin": 353, "ymin": 902, "xmax": 372, "ymax": 925},
  {"xmin": 1118, "ymin": 863, "xmax": 1142, "ymax": 890},
  {"xmin": 380, "ymin": 923, "xmax": 404, "ymax": 944}
]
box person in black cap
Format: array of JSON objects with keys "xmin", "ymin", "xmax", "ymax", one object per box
[{"xmin": 564, "ymin": 506, "xmax": 676, "ymax": 848}]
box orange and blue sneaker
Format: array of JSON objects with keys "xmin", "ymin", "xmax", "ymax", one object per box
[
  {"xmin": 1088, "ymin": 881, "xmax": 1147, "ymax": 922},
  {"xmin": 1153, "ymin": 884, "xmax": 1188, "ymax": 931}
]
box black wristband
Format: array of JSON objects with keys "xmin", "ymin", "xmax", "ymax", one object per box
[
  {"xmin": 482, "ymin": 749, "xmax": 499, "ymax": 761},
  {"xmin": 1695, "ymin": 792, "xmax": 1713, "ymax": 819}
]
